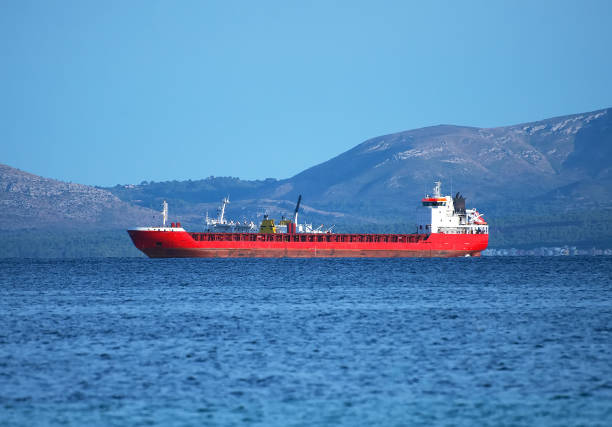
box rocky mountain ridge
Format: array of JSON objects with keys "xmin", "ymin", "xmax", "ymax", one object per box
[
  {"xmin": 0, "ymin": 163, "xmax": 157, "ymax": 230},
  {"xmin": 105, "ymin": 107, "xmax": 612, "ymax": 227},
  {"xmin": 280, "ymin": 108, "xmax": 611, "ymax": 208}
]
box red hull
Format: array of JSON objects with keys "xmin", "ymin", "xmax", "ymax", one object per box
[{"xmin": 128, "ymin": 230, "xmax": 488, "ymax": 258}]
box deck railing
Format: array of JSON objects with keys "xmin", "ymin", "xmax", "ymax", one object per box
[
  {"xmin": 437, "ymin": 225, "xmax": 489, "ymax": 234},
  {"xmin": 189, "ymin": 233, "xmax": 431, "ymax": 243}
]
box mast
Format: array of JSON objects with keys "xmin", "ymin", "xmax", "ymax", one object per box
[
  {"xmin": 219, "ymin": 196, "xmax": 229, "ymax": 224},
  {"xmin": 293, "ymin": 195, "xmax": 302, "ymax": 225},
  {"xmin": 162, "ymin": 200, "xmax": 168, "ymax": 227},
  {"xmin": 433, "ymin": 181, "xmax": 441, "ymax": 197}
]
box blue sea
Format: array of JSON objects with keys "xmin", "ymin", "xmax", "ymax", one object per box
[{"xmin": 1, "ymin": 257, "xmax": 611, "ymax": 426}]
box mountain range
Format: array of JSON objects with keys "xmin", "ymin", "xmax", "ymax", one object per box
[
  {"xmin": 287, "ymin": 108, "xmax": 612, "ymax": 207},
  {"xmin": 2, "ymin": 107, "xmax": 611, "ymax": 255},
  {"xmin": 106, "ymin": 107, "xmax": 612, "ymax": 224}
]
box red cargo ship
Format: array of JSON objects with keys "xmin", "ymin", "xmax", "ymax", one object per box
[{"xmin": 128, "ymin": 182, "xmax": 488, "ymax": 258}]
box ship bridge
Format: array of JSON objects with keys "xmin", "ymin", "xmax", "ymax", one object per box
[{"xmin": 416, "ymin": 182, "xmax": 488, "ymax": 235}]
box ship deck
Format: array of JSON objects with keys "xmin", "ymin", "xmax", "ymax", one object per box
[{"xmin": 188, "ymin": 232, "xmax": 433, "ymax": 243}]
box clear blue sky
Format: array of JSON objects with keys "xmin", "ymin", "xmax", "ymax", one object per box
[{"xmin": 1, "ymin": 0, "xmax": 611, "ymax": 186}]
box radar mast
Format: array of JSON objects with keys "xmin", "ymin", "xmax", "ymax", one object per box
[{"xmin": 433, "ymin": 181, "xmax": 441, "ymax": 198}]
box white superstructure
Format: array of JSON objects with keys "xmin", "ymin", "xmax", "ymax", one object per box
[
  {"xmin": 205, "ymin": 196, "xmax": 257, "ymax": 233},
  {"xmin": 417, "ymin": 181, "xmax": 488, "ymax": 235}
]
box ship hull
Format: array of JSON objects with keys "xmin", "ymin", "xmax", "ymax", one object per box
[{"xmin": 128, "ymin": 230, "xmax": 488, "ymax": 258}]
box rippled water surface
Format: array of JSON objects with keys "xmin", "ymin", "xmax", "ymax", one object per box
[{"xmin": 1, "ymin": 257, "xmax": 612, "ymax": 426}]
